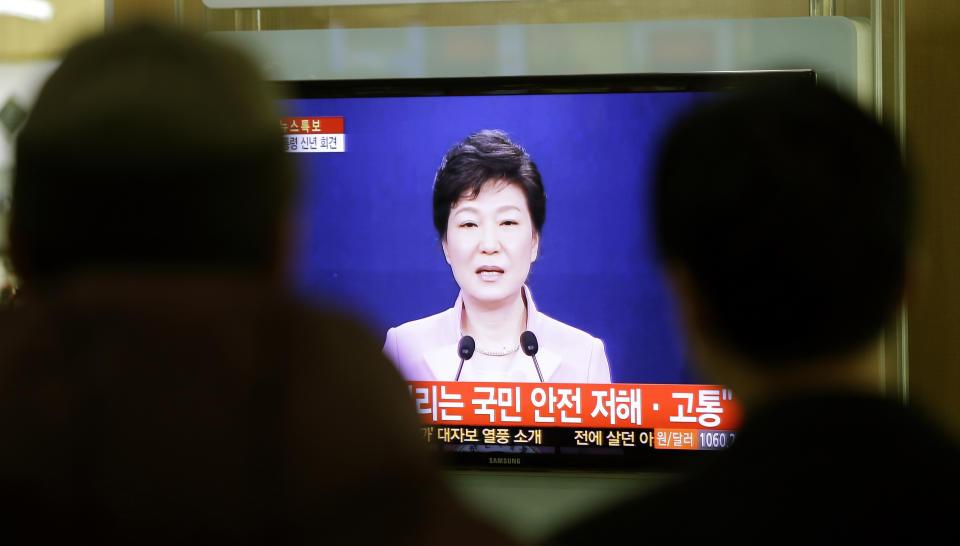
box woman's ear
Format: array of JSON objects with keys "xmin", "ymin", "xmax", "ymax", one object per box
[
  {"xmin": 441, "ymin": 239, "xmax": 450, "ymax": 265},
  {"xmin": 530, "ymin": 232, "xmax": 540, "ymax": 263}
]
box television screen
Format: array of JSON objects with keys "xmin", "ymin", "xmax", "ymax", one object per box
[{"xmin": 277, "ymin": 71, "xmax": 814, "ymax": 468}]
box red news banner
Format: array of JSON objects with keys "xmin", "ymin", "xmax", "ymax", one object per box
[
  {"xmin": 281, "ymin": 116, "xmax": 345, "ymax": 153},
  {"xmin": 410, "ymin": 382, "xmax": 744, "ymax": 451}
]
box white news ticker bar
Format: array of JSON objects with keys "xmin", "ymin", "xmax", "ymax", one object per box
[{"xmin": 284, "ymin": 133, "xmax": 345, "ymax": 153}]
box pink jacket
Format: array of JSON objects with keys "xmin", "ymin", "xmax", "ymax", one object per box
[{"xmin": 383, "ymin": 287, "xmax": 611, "ymax": 383}]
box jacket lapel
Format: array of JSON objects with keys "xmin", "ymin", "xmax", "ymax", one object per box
[
  {"xmin": 424, "ymin": 343, "xmax": 461, "ymax": 381},
  {"xmin": 523, "ymin": 286, "xmax": 562, "ymax": 382},
  {"xmin": 535, "ymin": 347, "xmax": 561, "ymax": 382}
]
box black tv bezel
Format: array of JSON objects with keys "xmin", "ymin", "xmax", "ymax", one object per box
[
  {"xmin": 272, "ymin": 69, "xmax": 816, "ymax": 100},
  {"xmin": 274, "ymin": 69, "xmax": 816, "ymax": 471}
]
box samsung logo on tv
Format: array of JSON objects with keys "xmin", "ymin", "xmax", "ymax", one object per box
[{"xmin": 488, "ymin": 457, "xmax": 521, "ymax": 465}]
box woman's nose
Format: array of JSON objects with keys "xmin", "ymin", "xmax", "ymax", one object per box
[{"xmin": 478, "ymin": 225, "xmax": 499, "ymax": 253}]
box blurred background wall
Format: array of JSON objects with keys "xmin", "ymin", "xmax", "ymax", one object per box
[{"xmin": 1, "ymin": 0, "xmax": 957, "ymax": 540}]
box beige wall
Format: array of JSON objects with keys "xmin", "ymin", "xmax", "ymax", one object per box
[{"xmin": 905, "ymin": 1, "xmax": 960, "ymax": 438}]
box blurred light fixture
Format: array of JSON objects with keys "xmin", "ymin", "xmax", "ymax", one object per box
[
  {"xmin": 203, "ymin": 0, "xmax": 507, "ymax": 7},
  {"xmin": 0, "ymin": 0, "xmax": 54, "ymax": 21}
]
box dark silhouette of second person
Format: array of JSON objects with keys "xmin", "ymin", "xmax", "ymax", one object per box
[{"xmin": 551, "ymin": 84, "xmax": 959, "ymax": 543}]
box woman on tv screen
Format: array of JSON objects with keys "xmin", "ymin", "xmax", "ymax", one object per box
[{"xmin": 383, "ymin": 129, "xmax": 611, "ymax": 383}]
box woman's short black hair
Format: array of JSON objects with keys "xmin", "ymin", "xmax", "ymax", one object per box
[{"xmin": 432, "ymin": 130, "xmax": 545, "ymax": 239}]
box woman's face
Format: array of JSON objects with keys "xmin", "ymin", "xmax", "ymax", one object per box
[{"xmin": 443, "ymin": 180, "xmax": 539, "ymax": 308}]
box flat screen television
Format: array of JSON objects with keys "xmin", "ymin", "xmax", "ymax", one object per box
[{"xmin": 275, "ymin": 70, "xmax": 816, "ymax": 469}]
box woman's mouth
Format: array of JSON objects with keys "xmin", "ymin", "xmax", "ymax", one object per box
[{"xmin": 476, "ymin": 266, "xmax": 504, "ymax": 282}]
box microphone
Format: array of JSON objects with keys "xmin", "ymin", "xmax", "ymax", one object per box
[
  {"xmin": 455, "ymin": 336, "xmax": 475, "ymax": 381},
  {"xmin": 520, "ymin": 331, "xmax": 544, "ymax": 382}
]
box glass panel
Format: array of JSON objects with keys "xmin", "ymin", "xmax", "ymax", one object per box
[
  {"xmin": 158, "ymin": 0, "xmax": 907, "ymax": 399},
  {"xmin": 183, "ymin": 1, "xmax": 811, "ymax": 32}
]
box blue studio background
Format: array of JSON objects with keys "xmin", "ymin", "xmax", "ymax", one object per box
[{"xmin": 282, "ymin": 91, "xmax": 706, "ymax": 383}]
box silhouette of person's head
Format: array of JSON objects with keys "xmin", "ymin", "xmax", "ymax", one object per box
[
  {"xmin": 0, "ymin": 24, "xmax": 522, "ymax": 546},
  {"xmin": 654, "ymin": 85, "xmax": 910, "ymax": 401},
  {"xmin": 11, "ymin": 23, "xmax": 292, "ymax": 282}
]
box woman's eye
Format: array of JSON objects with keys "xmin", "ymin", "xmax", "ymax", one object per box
[
  {"xmin": 459, "ymin": 221, "xmax": 477, "ymax": 228},
  {"xmin": 501, "ymin": 220, "xmax": 518, "ymax": 226}
]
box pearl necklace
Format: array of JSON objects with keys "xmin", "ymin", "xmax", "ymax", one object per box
[{"xmin": 474, "ymin": 343, "xmax": 520, "ymax": 357}]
